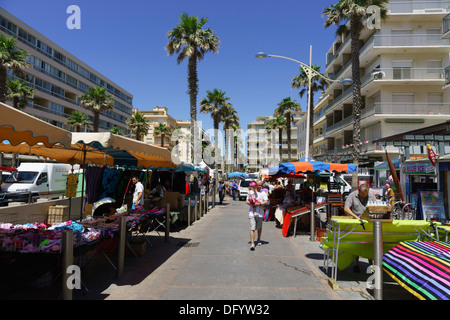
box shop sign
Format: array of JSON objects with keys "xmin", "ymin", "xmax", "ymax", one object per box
[
  {"xmin": 404, "ymin": 162, "xmax": 436, "ymax": 175},
  {"xmin": 427, "ymin": 144, "xmax": 437, "ymax": 166}
]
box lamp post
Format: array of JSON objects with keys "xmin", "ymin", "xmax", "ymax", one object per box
[{"xmin": 255, "ymin": 47, "xmax": 352, "ymax": 160}]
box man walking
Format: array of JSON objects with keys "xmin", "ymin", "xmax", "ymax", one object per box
[
  {"xmin": 246, "ymin": 179, "xmax": 268, "ymax": 250},
  {"xmin": 232, "ymin": 179, "xmax": 238, "ymax": 201}
]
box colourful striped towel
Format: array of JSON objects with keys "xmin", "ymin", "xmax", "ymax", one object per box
[{"xmin": 383, "ymin": 241, "xmax": 450, "ymax": 300}]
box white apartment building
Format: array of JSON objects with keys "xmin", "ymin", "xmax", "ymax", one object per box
[
  {"xmin": 0, "ymin": 8, "xmax": 133, "ymax": 133},
  {"xmin": 247, "ymin": 114, "xmax": 304, "ymax": 172},
  {"xmin": 315, "ymin": 0, "xmax": 450, "ymax": 166},
  {"xmin": 140, "ymin": 106, "xmax": 215, "ymax": 164}
]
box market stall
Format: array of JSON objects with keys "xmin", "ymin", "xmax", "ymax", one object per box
[
  {"xmin": 321, "ymin": 217, "xmax": 434, "ymax": 282},
  {"xmin": 273, "ymin": 159, "xmax": 357, "ymax": 237}
]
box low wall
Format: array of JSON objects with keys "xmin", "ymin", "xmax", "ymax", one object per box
[{"xmin": 0, "ymin": 197, "xmax": 82, "ymax": 224}]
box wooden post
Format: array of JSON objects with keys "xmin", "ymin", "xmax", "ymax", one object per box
[{"xmin": 62, "ymin": 230, "xmax": 73, "ymax": 300}]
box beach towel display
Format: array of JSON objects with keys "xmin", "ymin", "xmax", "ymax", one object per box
[{"xmin": 383, "ymin": 241, "xmax": 450, "ymax": 300}]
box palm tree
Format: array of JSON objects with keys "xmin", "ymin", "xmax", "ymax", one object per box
[
  {"xmin": 79, "ymin": 86, "xmax": 114, "ymax": 132},
  {"xmin": 200, "ymin": 88, "xmax": 230, "ymax": 178},
  {"xmin": 323, "ymin": 0, "xmax": 388, "ymax": 190},
  {"xmin": 0, "ymin": 34, "xmax": 31, "ymax": 103},
  {"xmin": 109, "ymin": 126, "xmax": 124, "ymax": 136},
  {"xmin": 222, "ymin": 104, "xmax": 239, "ymax": 172},
  {"xmin": 291, "ymin": 65, "xmax": 328, "ymax": 157},
  {"xmin": 66, "ymin": 111, "xmax": 91, "ymax": 132},
  {"xmin": 6, "ymin": 79, "xmax": 35, "ymax": 109},
  {"xmin": 127, "ymin": 111, "xmax": 150, "ymax": 141},
  {"xmin": 154, "ymin": 122, "xmax": 173, "ymax": 148},
  {"xmin": 166, "ymin": 13, "xmax": 220, "ymax": 163},
  {"xmin": 274, "ymin": 97, "xmax": 302, "ymax": 161},
  {"xmin": 265, "ymin": 115, "xmax": 286, "ymax": 164}
]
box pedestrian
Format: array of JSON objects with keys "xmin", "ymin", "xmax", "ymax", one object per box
[
  {"xmin": 246, "ymin": 179, "xmax": 268, "ymax": 250},
  {"xmin": 131, "ymin": 175, "xmax": 144, "ymax": 210},
  {"xmin": 218, "ymin": 180, "xmax": 225, "ymax": 204},
  {"xmin": 232, "ymin": 179, "xmax": 238, "ymax": 201},
  {"xmin": 344, "ymin": 184, "xmax": 376, "ymax": 272}
]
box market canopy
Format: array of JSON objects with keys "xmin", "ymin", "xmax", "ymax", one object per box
[
  {"xmin": 0, "ymin": 132, "xmax": 176, "ymax": 169},
  {"xmin": 276, "ymin": 159, "xmax": 357, "ymax": 175},
  {"xmin": 227, "ymin": 172, "xmax": 247, "ymax": 178},
  {"xmin": 383, "ymin": 241, "xmax": 450, "ymax": 300},
  {"xmin": 0, "ymin": 102, "xmax": 72, "ymax": 148}
]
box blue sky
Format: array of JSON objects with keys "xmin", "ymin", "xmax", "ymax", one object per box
[{"xmin": 1, "ymin": 0, "xmax": 339, "ymax": 133}]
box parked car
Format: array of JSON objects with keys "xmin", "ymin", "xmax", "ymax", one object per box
[{"xmin": 0, "ymin": 163, "xmax": 71, "ymax": 205}]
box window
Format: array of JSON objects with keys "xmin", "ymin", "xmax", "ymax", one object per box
[
  {"xmin": 426, "ymin": 28, "xmax": 441, "ymax": 42},
  {"xmin": 392, "ymin": 60, "xmax": 413, "ymax": 79},
  {"xmin": 427, "ymin": 60, "xmax": 442, "ymax": 74}
]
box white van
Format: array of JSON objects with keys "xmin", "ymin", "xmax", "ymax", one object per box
[
  {"xmin": 0, "ymin": 163, "xmax": 72, "ymax": 205},
  {"xmin": 316, "ymin": 173, "xmax": 352, "ymax": 199},
  {"xmin": 238, "ymin": 179, "xmax": 256, "ymax": 201}
]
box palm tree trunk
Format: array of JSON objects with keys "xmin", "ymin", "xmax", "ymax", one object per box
[
  {"xmin": 278, "ymin": 128, "xmax": 283, "ymax": 163},
  {"xmin": 0, "ymin": 65, "xmax": 7, "ymax": 103},
  {"xmin": 93, "ymin": 112, "xmax": 100, "ymax": 132},
  {"xmin": 188, "ymin": 56, "xmax": 199, "ymax": 163},
  {"xmin": 350, "ymin": 17, "xmax": 362, "ymax": 191},
  {"xmin": 287, "ymin": 111, "xmax": 292, "ymax": 161},
  {"xmin": 161, "ymin": 134, "xmax": 165, "ymax": 147}
]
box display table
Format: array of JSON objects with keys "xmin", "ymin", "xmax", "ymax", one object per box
[
  {"xmin": 320, "ymin": 218, "xmax": 433, "ymax": 281},
  {"xmin": 281, "ymin": 202, "xmax": 327, "ymax": 237}
]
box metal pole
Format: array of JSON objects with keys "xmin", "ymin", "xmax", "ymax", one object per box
[
  {"xmin": 205, "ymin": 191, "xmax": 209, "ymax": 213},
  {"xmin": 310, "ymin": 201, "xmax": 315, "ymax": 241},
  {"xmin": 117, "ymin": 216, "xmax": 126, "ymax": 278},
  {"xmin": 62, "ymin": 230, "xmax": 73, "ymax": 300},
  {"xmin": 199, "ymin": 194, "xmax": 203, "ymax": 218},
  {"xmin": 165, "ymin": 203, "xmax": 170, "ymax": 242},
  {"xmin": 305, "ymin": 45, "xmax": 312, "ymax": 160},
  {"xmin": 187, "ymin": 195, "xmax": 191, "ymax": 225},
  {"xmin": 374, "ymin": 220, "xmax": 383, "ymax": 300}
]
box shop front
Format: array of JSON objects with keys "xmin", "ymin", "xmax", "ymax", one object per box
[{"xmin": 403, "ymin": 159, "xmax": 437, "ymax": 205}]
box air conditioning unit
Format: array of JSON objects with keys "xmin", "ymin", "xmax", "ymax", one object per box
[{"xmin": 372, "ymin": 71, "xmax": 385, "ymax": 80}]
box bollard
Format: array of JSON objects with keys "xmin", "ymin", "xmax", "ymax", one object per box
[
  {"xmin": 373, "ymin": 220, "xmax": 383, "ymax": 300},
  {"xmin": 62, "ymin": 230, "xmax": 73, "ymax": 300},
  {"xmin": 187, "ymin": 195, "xmax": 191, "ymax": 226},
  {"xmin": 165, "ymin": 203, "xmax": 170, "ymax": 242},
  {"xmin": 310, "ymin": 202, "xmax": 315, "ymax": 242},
  {"xmin": 195, "ymin": 196, "xmax": 199, "ymax": 221},
  {"xmin": 117, "ymin": 216, "xmax": 126, "ymax": 278},
  {"xmin": 200, "ymin": 194, "xmax": 203, "ymax": 218}
]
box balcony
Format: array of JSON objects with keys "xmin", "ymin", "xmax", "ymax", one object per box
[
  {"xmin": 360, "ymin": 33, "xmax": 450, "ymax": 62},
  {"xmin": 388, "ymin": 1, "xmax": 450, "ymax": 14},
  {"xmin": 444, "ymin": 13, "xmax": 450, "ymax": 38},
  {"xmin": 371, "ymin": 67, "xmax": 445, "ymax": 82},
  {"xmin": 445, "ymin": 66, "xmax": 450, "ymax": 87}
]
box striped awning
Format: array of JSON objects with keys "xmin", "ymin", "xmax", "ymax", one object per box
[
  {"xmin": 276, "ymin": 160, "xmax": 357, "ymax": 175},
  {"xmin": 383, "ymin": 241, "xmax": 450, "ymax": 300}
]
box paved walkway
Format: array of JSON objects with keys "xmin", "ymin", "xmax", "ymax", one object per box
[{"xmin": 2, "ymin": 196, "xmax": 416, "ymax": 301}]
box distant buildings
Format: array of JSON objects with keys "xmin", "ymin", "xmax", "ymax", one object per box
[{"xmin": 247, "ymin": 113, "xmax": 305, "ymax": 172}]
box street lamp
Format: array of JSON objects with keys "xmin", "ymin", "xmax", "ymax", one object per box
[{"xmin": 255, "ymin": 48, "xmax": 352, "ymax": 160}]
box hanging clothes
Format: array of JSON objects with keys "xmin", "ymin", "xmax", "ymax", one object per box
[
  {"xmin": 85, "ymin": 166, "xmax": 104, "ymax": 204},
  {"xmin": 98, "ymin": 168, "xmax": 121, "ymax": 200}
]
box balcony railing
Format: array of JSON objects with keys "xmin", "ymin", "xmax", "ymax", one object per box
[
  {"xmin": 388, "ymin": 1, "xmax": 450, "ymax": 13},
  {"xmin": 360, "ymin": 33, "xmax": 450, "ymax": 58},
  {"xmin": 326, "ymin": 103, "xmax": 450, "ymax": 135},
  {"xmin": 372, "ymin": 68, "xmax": 444, "ymax": 80}
]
